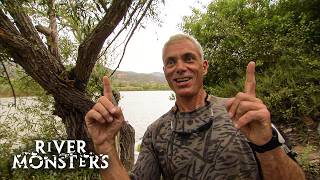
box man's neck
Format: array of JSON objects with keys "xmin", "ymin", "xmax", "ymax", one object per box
[{"xmin": 175, "ymin": 89, "xmax": 207, "ymax": 112}]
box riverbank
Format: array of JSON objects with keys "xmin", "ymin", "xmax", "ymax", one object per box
[
  {"xmin": 0, "ymin": 87, "xmax": 171, "ymax": 98},
  {"xmin": 277, "ymin": 122, "xmax": 320, "ymax": 179}
]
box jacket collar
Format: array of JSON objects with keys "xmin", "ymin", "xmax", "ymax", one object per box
[{"xmin": 170, "ymin": 95, "xmax": 215, "ymax": 133}]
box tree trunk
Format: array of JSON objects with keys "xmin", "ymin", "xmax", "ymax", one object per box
[
  {"xmin": 0, "ymin": 0, "xmax": 140, "ymax": 170},
  {"xmin": 54, "ymin": 91, "xmax": 135, "ymax": 169},
  {"xmin": 54, "ymin": 101, "xmax": 94, "ymax": 151}
]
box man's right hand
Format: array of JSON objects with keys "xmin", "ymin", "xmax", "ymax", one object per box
[{"xmin": 85, "ymin": 76, "xmax": 124, "ymax": 154}]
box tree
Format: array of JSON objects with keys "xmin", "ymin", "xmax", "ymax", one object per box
[
  {"xmin": 0, "ymin": 0, "xmax": 162, "ymax": 169},
  {"xmin": 183, "ymin": 0, "xmax": 320, "ymax": 123}
]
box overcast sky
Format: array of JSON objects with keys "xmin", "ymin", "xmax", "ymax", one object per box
[{"xmin": 109, "ymin": 0, "xmax": 211, "ymax": 73}]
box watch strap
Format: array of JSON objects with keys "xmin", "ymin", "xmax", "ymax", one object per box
[{"xmin": 248, "ymin": 127, "xmax": 283, "ymax": 153}]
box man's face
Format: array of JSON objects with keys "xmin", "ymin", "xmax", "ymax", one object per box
[{"xmin": 162, "ymin": 39, "xmax": 208, "ymax": 98}]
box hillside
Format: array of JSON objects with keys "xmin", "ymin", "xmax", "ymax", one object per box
[
  {"xmin": 111, "ymin": 70, "xmax": 169, "ymax": 91},
  {"xmin": 0, "ymin": 65, "xmax": 170, "ymax": 97},
  {"xmin": 112, "ymin": 70, "xmax": 167, "ymax": 84}
]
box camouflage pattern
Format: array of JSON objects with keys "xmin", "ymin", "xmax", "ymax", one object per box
[{"xmin": 130, "ymin": 95, "xmax": 260, "ymax": 180}]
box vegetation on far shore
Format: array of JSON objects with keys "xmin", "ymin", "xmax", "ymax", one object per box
[
  {"xmin": 0, "ymin": 75, "xmax": 170, "ymax": 98},
  {"xmin": 0, "ymin": 83, "xmax": 170, "ymax": 98}
]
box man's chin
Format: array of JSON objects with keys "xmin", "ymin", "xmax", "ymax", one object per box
[{"xmin": 174, "ymin": 89, "xmax": 195, "ymax": 98}]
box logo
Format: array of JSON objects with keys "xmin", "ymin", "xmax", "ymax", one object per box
[{"xmin": 12, "ymin": 140, "xmax": 109, "ymax": 169}]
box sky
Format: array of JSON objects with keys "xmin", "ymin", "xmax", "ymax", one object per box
[{"xmin": 110, "ymin": 0, "xmax": 212, "ymax": 74}]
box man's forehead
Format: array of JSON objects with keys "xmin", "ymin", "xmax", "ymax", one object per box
[{"xmin": 163, "ymin": 39, "xmax": 200, "ymax": 59}]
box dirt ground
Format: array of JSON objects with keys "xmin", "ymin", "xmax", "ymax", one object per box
[{"xmin": 277, "ymin": 121, "xmax": 320, "ymax": 180}]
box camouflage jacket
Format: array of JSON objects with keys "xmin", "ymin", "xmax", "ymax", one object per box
[{"xmin": 130, "ymin": 95, "xmax": 260, "ymax": 180}]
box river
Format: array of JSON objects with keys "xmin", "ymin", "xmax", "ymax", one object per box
[
  {"xmin": 119, "ymin": 91, "xmax": 175, "ymax": 142},
  {"xmin": 0, "ymin": 91, "xmax": 175, "ymax": 143}
]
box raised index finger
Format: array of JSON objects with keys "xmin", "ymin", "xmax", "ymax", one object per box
[
  {"xmin": 245, "ymin": 61, "xmax": 256, "ymax": 97},
  {"xmin": 103, "ymin": 76, "xmax": 113, "ymax": 102}
]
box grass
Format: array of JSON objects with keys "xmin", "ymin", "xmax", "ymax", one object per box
[{"xmin": 297, "ymin": 145, "xmax": 320, "ymax": 177}]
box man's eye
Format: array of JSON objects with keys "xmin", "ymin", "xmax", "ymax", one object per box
[
  {"xmin": 166, "ymin": 59, "xmax": 175, "ymax": 66},
  {"xmin": 185, "ymin": 54, "xmax": 195, "ymax": 61}
]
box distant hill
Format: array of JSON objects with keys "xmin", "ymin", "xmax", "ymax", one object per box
[
  {"xmin": 1, "ymin": 64, "xmax": 169, "ymax": 93},
  {"xmin": 112, "ymin": 70, "xmax": 167, "ymax": 84},
  {"xmin": 109, "ymin": 70, "xmax": 169, "ymax": 91}
]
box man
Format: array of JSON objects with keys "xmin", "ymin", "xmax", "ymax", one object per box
[{"xmin": 85, "ymin": 34, "xmax": 305, "ymax": 179}]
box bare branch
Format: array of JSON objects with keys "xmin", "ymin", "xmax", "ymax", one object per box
[
  {"xmin": 110, "ymin": 0, "xmax": 154, "ymax": 77},
  {"xmin": 0, "ymin": 60, "xmax": 16, "ymax": 106},
  {"xmin": 97, "ymin": 2, "xmax": 141, "ymax": 60},
  {"xmin": 74, "ymin": 0, "xmax": 134, "ymax": 91},
  {"xmin": 48, "ymin": 0, "xmax": 59, "ymax": 59},
  {"xmin": 35, "ymin": 0, "xmax": 60, "ymax": 59},
  {"xmin": 35, "ymin": 24, "xmax": 52, "ymax": 36}
]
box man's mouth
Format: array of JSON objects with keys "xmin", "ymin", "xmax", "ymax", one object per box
[{"xmin": 174, "ymin": 77, "xmax": 192, "ymax": 83}]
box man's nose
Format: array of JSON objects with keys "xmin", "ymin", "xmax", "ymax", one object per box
[{"xmin": 176, "ymin": 60, "xmax": 187, "ymax": 74}]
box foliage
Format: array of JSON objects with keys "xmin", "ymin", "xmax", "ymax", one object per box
[
  {"xmin": 296, "ymin": 145, "xmax": 320, "ymax": 178},
  {"xmin": 0, "ymin": 64, "xmax": 44, "ymax": 97},
  {"xmin": 113, "ymin": 81, "xmax": 169, "ymax": 91},
  {"xmin": 183, "ymin": 0, "xmax": 320, "ymax": 123},
  {"xmin": 0, "ymin": 0, "xmax": 163, "ymax": 63},
  {"xmin": 0, "ymin": 91, "xmax": 66, "ymax": 178},
  {"xmin": 87, "ymin": 62, "xmax": 109, "ymax": 101},
  {"xmin": 0, "ymin": 88, "xmax": 105, "ymax": 178}
]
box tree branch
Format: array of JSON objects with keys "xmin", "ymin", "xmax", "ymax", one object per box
[
  {"xmin": 34, "ymin": 0, "xmax": 60, "ymax": 60},
  {"xmin": 48, "ymin": 0, "xmax": 59, "ymax": 59},
  {"xmin": 0, "ymin": 11, "xmax": 93, "ymax": 113},
  {"xmin": 110, "ymin": 0, "xmax": 154, "ymax": 77},
  {"xmin": 74, "ymin": 0, "xmax": 134, "ymax": 91},
  {"xmin": 1, "ymin": 42, "xmax": 95, "ymax": 113},
  {"xmin": 35, "ymin": 25, "xmax": 52, "ymax": 36},
  {"xmin": 0, "ymin": 27, "xmax": 32, "ymax": 52},
  {"xmin": 0, "ymin": 58, "xmax": 16, "ymax": 106},
  {"xmin": 97, "ymin": 0, "xmax": 109, "ymax": 12},
  {"xmin": 97, "ymin": 2, "xmax": 141, "ymax": 60},
  {"xmin": 4, "ymin": 1, "xmax": 47, "ymax": 50},
  {"xmin": 0, "ymin": 9, "xmax": 19, "ymax": 35}
]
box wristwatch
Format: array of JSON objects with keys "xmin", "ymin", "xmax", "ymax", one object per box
[{"xmin": 249, "ymin": 124, "xmax": 285, "ymax": 153}]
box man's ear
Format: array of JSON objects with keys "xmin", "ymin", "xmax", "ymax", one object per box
[{"xmin": 203, "ymin": 60, "xmax": 209, "ymax": 75}]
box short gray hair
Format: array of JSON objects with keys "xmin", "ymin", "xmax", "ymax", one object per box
[{"xmin": 162, "ymin": 33, "xmax": 204, "ymax": 60}]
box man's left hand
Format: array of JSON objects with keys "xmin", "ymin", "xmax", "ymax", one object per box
[{"xmin": 226, "ymin": 61, "xmax": 272, "ymax": 146}]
